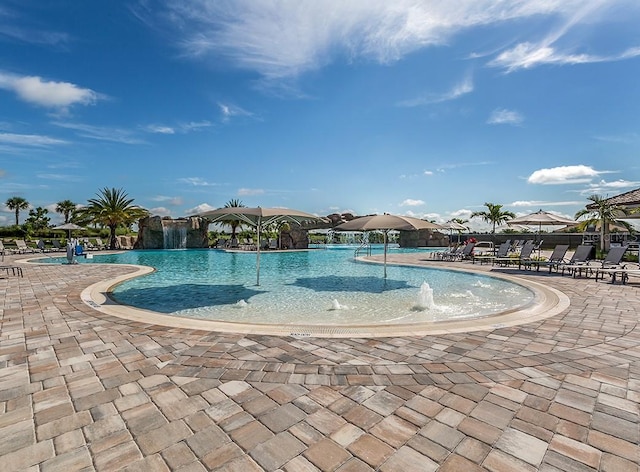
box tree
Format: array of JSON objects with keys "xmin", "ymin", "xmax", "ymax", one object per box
[
  {"xmin": 575, "ymin": 194, "xmax": 635, "ymax": 252},
  {"xmin": 55, "ymin": 199, "xmax": 77, "ymax": 224},
  {"xmin": 471, "ymin": 203, "xmax": 515, "ymax": 234},
  {"xmin": 78, "ymin": 188, "xmax": 149, "ymax": 249},
  {"xmin": 223, "ymin": 199, "xmax": 246, "ymax": 240},
  {"xmin": 5, "ymin": 196, "xmax": 29, "ymax": 226},
  {"xmin": 25, "ymin": 207, "xmax": 50, "ymax": 232}
]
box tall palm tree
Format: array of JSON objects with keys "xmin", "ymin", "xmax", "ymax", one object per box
[
  {"xmin": 5, "ymin": 196, "xmax": 29, "ymax": 226},
  {"xmin": 471, "ymin": 203, "xmax": 515, "ymax": 234},
  {"xmin": 55, "ymin": 199, "xmax": 77, "ymax": 224},
  {"xmin": 575, "ymin": 194, "xmax": 634, "ymax": 252},
  {"xmin": 79, "ymin": 188, "xmax": 149, "ymax": 249},
  {"xmin": 223, "ymin": 199, "xmax": 245, "ymax": 240}
]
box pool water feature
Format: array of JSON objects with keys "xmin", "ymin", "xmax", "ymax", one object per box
[{"xmin": 51, "ymin": 247, "xmax": 536, "ymax": 326}]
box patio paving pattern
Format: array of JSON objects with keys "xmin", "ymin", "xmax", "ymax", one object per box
[{"xmin": 0, "ymin": 251, "xmax": 639, "ymax": 471}]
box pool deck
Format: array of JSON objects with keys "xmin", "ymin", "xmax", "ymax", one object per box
[{"xmin": 1, "ymin": 251, "xmax": 639, "ymax": 471}]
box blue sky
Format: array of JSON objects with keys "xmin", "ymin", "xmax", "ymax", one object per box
[{"xmin": 1, "ymin": 1, "xmax": 640, "ymax": 230}]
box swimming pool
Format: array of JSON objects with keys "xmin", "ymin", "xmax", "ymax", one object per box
[{"xmin": 47, "ymin": 246, "xmax": 536, "ymax": 326}]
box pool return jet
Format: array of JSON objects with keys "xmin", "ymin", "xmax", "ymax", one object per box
[{"xmin": 197, "ymin": 206, "xmax": 326, "ymax": 286}]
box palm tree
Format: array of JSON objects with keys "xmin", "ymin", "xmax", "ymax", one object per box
[
  {"xmin": 471, "ymin": 203, "xmax": 515, "ymax": 234},
  {"xmin": 55, "ymin": 199, "xmax": 77, "ymax": 224},
  {"xmin": 223, "ymin": 199, "xmax": 246, "ymax": 240},
  {"xmin": 575, "ymin": 194, "xmax": 635, "ymax": 252},
  {"xmin": 79, "ymin": 188, "xmax": 149, "ymax": 249},
  {"xmin": 5, "ymin": 196, "xmax": 29, "ymax": 226}
]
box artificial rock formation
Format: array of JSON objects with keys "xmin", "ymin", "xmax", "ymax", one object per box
[{"xmin": 137, "ymin": 216, "xmax": 209, "ymax": 249}]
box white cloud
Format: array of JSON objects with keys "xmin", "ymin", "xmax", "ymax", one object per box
[
  {"xmin": 178, "ymin": 177, "xmax": 218, "ymax": 186},
  {"xmin": 238, "ymin": 188, "xmax": 264, "ymax": 196},
  {"xmin": 400, "ymin": 199, "xmax": 425, "ymax": 207},
  {"xmin": 52, "ymin": 122, "xmax": 143, "ymax": 144},
  {"xmin": 149, "ymin": 206, "xmax": 173, "ymax": 216},
  {"xmin": 487, "ymin": 108, "xmax": 523, "ymax": 125},
  {"xmin": 0, "ymin": 72, "xmax": 102, "ymax": 110},
  {"xmin": 149, "ymin": 0, "xmax": 625, "ymax": 82},
  {"xmin": 218, "ymin": 103, "xmax": 253, "ymax": 122},
  {"xmin": 0, "ymin": 132, "xmax": 67, "ymax": 147},
  {"xmin": 424, "ymin": 170, "xmax": 434, "ymax": 176},
  {"xmin": 151, "ymin": 195, "xmax": 184, "ymax": 206},
  {"xmin": 510, "ymin": 200, "xmax": 583, "ymax": 207},
  {"xmin": 145, "ymin": 125, "xmax": 175, "ymax": 134},
  {"xmin": 36, "ymin": 173, "xmax": 82, "ymax": 182},
  {"xmin": 398, "ymin": 76, "xmax": 473, "ymax": 107},
  {"xmin": 527, "ymin": 165, "xmax": 606, "ymax": 185},
  {"xmin": 186, "ymin": 203, "xmax": 216, "ymax": 215},
  {"xmin": 582, "ymin": 179, "xmax": 640, "ymax": 195}
]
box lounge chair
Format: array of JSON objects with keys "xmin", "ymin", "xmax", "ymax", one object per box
[
  {"xmin": 269, "ymin": 239, "xmax": 278, "ymax": 250},
  {"xmin": 0, "ymin": 265, "xmax": 23, "ymax": 277},
  {"xmin": 450, "ymin": 242, "xmax": 475, "ymax": 261},
  {"xmin": 551, "ymin": 245, "xmax": 594, "ymax": 275},
  {"xmin": 432, "ymin": 244, "xmax": 460, "ymax": 260},
  {"xmin": 523, "ymin": 244, "xmax": 569, "ymax": 272},
  {"xmin": 595, "ymin": 263, "xmax": 640, "ymax": 284},
  {"xmin": 36, "ymin": 240, "xmax": 51, "ymax": 252},
  {"xmin": 493, "ymin": 241, "xmax": 535, "ymax": 268},
  {"xmin": 472, "ymin": 242, "xmax": 509, "ymax": 265},
  {"xmin": 93, "ymin": 238, "xmax": 107, "ymax": 250},
  {"xmin": 577, "ymin": 246, "xmax": 627, "ymax": 280},
  {"xmin": 52, "ymin": 240, "xmax": 65, "ymax": 251},
  {"xmin": 15, "ymin": 239, "xmax": 35, "ymax": 253}
]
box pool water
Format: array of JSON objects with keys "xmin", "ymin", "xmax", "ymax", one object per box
[{"xmin": 44, "ymin": 247, "xmax": 534, "ymax": 325}]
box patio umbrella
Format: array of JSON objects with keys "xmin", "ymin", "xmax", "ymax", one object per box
[
  {"xmin": 439, "ymin": 220, "xmax": 468, "ymax": 244},
  {"xmin": 508, "ymin": 210, "xmax": 577, "ymax": 255},
  {"xmin": 53, "ymin": 222, "xmax": 86, "ymax": 239},
  {"xmin": 335, "ymin": 214, "xmax": 443, "ymax": 278},
  {"xmin": 198, "ymin": 206, "xmax": 325, "ymax": 285}
]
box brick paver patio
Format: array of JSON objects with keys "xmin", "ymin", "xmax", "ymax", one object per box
[{"xmin": 1, "ymin": 251, "xmax": 638, "ymax": 471}]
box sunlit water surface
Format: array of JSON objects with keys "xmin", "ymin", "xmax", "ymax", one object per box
[{"xmin": 43, "ymin": 246, "xmax": 534, "ymax": 325}]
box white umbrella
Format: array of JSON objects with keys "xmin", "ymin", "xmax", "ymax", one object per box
[
  {"xmin": 53, "ymin": 222, "xmax": 86, "ymax": 238},
  {"xmin": 198, "ymin": 206, "xmax": 325, "ymax": 285},
  {"xmin": 508, "ymin": 210, "xmax": 577, "ymax": 255},
  {"xmin": 439, "ymin": 220, "xmax": 468, "ymax": 244},
  {"xmin": 335, "ymin": 214, "xmax": 443, "ymax": 278}
]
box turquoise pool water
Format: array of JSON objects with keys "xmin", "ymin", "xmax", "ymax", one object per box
[{"xmin": 43, "ymin": 246, "xmax": 534, "ymax": 325}]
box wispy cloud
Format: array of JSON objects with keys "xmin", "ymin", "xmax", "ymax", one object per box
[
  {"xmin": 186, "ymin": 203, "xmax": 216, "ymax": 215},
  {"xmin": 436, "ymin": 161, "xmax": 494, "ymax": 173},
  {"xmin": 488, "ymin": 2, "xmax": 640, "ymax": 72},
  {"xmin": 0, "ymin": 132, "xmax": 67, "ymax": 147},
  {"xmin": 0, "ymin": 71, "xmax": 103, "ymax": 112},
  {"xmin": 52, "ymin": 122, "xmax": 144, "ymax": 144},
  {"xmin": 145, "ymin": 0, "xmax": 633, "ymax": 84},
  {"xmin": 509, "ymin": 200, "xmax": 582, "ymax": 207},
  {"xmin": 398, "ymin": 76, "xmax": 473, "ymax": 107},
  {"xmin": 527, "ymin": 165, "xmax": 612, "ymax": 185},
  {"xmin": 151, "ymin": 195, "xmax": 184, "ymax": 206},
  {"xmin": 149, "ymin": 206, "xmax": 172, "ymax": 217},
  {"xmin": 36, "ymin": 173, "xmax": 82, "ymax": 182},
  {"xmin": 143, "ymin": 120, "xmax": 213, "ymax": 134},
  {"xmin": 218, "ymin": 103, "xmax": 253, "ymax": 122},
  {"xmin": 238, "ymin": 188, "xmax": 264, "ymax": 196},
  {"xmin": 581, "ymin": 179, "xmax": 640, "ymax": 195},
  {"xmin": 487, "ymin": 108, "xmax": 523, "ymax": 125},
  {"xmin": 0, "ymin": 5, "xmax": 71, "ymax": 47},
  {"xmin": 178, "ymin": 177, "xmax": 218, "ymax": 186}
]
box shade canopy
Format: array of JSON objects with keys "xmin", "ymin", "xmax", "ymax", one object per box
[
  {"xmin": 198, "ymin": 206, "xmax": 325, "ymax": 285},
  {"xmin": 335, "ymin": 214, "xmax": 442, "ymax": 278}
]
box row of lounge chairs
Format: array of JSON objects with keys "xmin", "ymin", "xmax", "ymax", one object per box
[{"xmin": 431, "ymin": 241, "xmax": 639, "ymax": 284}]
